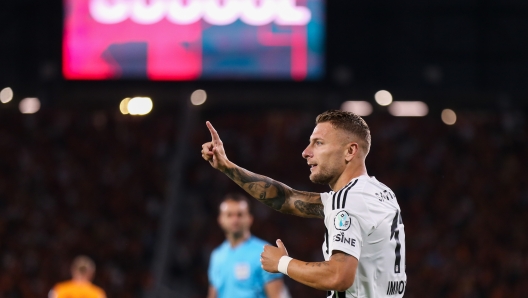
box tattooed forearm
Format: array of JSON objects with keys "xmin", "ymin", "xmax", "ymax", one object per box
[
  {"xmin": 294, "ymin": 200, "xmax": 324, "ymax": 219},
  {"xmin": 223, "ymin": 165, "xmax": 322, "ymax": 217},
  {"xmin": 224, "ymin": 166, "xmax": 291, "ymax": 212},
  {"xmin": 305, "ymin": 261, "xmax": 330, "ymax": 267}
]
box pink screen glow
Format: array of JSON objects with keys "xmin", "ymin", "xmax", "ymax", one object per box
[{"xmin": 63, "ymin": 0, "xmax": 324, "ymax": 80}]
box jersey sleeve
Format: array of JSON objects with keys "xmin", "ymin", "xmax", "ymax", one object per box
[
  {"xmin": 326, "ymin": 208, "xmax": 363, "ymax": 260},
  {"xmin": 320, "ymin": 191, "xmax": 332, "ymax": 207}
]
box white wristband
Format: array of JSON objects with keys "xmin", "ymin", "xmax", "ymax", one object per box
[{"xmin": 277, "ymin": 256, "xmax": 293, "ymax": 276}]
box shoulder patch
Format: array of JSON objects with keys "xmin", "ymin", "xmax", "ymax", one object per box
[{"xmin": 334, "ymin": 210, "xmax": 352, "ymax": 231}]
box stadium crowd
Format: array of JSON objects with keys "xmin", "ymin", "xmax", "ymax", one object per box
[
  {"xmin": 0, "ymin": 111, "xmax": 175, "ymax": 297},
  {"xmin": 0, "ymin": 107, "xmax": 527, "ymax": 297}
]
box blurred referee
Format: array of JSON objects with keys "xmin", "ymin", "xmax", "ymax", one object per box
[
  {"xmin": 49, "ymin": 256, "xmax": 106, "ymax": 298},
  {"xmin": 202, "ymin": 110, "xmax": 407, "ymax": 297},
  {"xmin": 207, "ymin": 194, "xmax": 286, "ymax": 298}
]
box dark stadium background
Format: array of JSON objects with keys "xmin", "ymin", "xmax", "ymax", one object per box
[{"xmin": 1, "ymin": 0, "xmax": 528, "ymax": 297}]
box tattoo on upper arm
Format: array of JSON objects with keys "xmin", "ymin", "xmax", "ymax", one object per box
[{"xmin": 294, "ymin": 200, "xmax": 324, "ymax": 218}]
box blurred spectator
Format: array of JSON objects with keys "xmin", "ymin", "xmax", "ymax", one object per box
[
  {"xmin": 49, "ymin": 255, "xmax": 105, "ymax": 298},
  {"xmin": 0, "ymin": 111, "xmax": 175, "ymax": 297}
]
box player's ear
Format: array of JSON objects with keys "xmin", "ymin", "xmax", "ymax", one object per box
[{"xmin": 345, "ymin": 142, "xmax": 359, "ymax": 162}]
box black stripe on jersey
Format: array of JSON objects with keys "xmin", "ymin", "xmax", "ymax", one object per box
[
  {"xmin": 340, "ymin": 179, "xmax": 358, "ymax": 209},
  {"xmin": 333, "ymin": 180, "xmax": 354, "ymax": 210},
  {"xmin": 338, "ymin": 291, "xmax": 346, "ymax": 298},
  {"xmin": 336, "ymin": 188, "xmax": 343, "ymax": 211},
  {"xmin": 327, "ymin": 291, "xmax": 332, "ymax": 297},
  {"xmin": 325, "ymin": 227, "xmax": 329, "ymax": 254}
]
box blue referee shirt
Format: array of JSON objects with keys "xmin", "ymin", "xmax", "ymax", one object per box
[{"xmin": 208, "ymin": 236, "xmax": 282, "ymax": 298}]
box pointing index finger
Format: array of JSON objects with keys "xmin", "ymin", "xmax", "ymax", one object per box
[{"xmin": 206, "ymin": 121, "xmax": 221, "ymax": 142}]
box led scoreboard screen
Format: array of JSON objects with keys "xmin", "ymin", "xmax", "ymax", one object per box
[{"xmin": 63, "ymin": 0, "xmax": 325, "ymax": 81}]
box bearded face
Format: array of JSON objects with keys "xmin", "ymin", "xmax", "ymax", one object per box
[
  {"xmin": 309, "ymin": 162, "xmax": 342, "ymax": 185},
  {"xmin": 303, "ymin": 122, "xmax": 351, "ymax": 187}
]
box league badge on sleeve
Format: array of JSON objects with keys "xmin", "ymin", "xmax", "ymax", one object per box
[{"xmin": 334, "ymin": 210, "xmax": 352, "ymax": 231}]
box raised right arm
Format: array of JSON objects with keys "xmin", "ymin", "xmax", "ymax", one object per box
[
  {"xmin": 223, "ymin": 161, "xmax": 323, "ymax": 218},
  {"xmin": 201, "ymin": 121, "xmax": 323, "ymax": 219}
]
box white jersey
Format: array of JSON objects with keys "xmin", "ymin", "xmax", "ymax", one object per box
[{"xmin": 321, "ymin": 175, "xmax": 407, "ymax": 298}]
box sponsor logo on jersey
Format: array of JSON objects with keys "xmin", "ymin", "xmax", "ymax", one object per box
[
  {"xmin": 334, "ymin": 210, "xmax": 351, "ymax": 231},
  {"xmin": 333, "ymin": 232, "xmax": 356, "ymax": 247},
  {"xmin": 386, "ymin": 280, "xmax": 406, "ymax": 295}
]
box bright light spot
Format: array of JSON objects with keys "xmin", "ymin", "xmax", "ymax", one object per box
[
  {"xmin": 374, "ymin": 90, "xmax": 393, "ymax": 106},
  {"xmin": 120, "ymin": 98, "xmax": 130, "ymax": 114},
  {"xmin": 0, "ymin": 87, "xmax": 13, "ymax": 103},
  {"xmin": 191, "ymin": 89, "xmax": 207, "ymax": 106},
  {"xmin": 19, "ymin": 98, "xmax": 41, "ymax": 114},
  {"xmin": 127, "ymin": 97, "xmax": 153, "ymax": 115},
  {"xmin": 388, "ymin": 101, "xmax": 428, "ymax": 117},
  {"xmin": 341, "ymin": 101, "xmax": 373, "ymax": 116},
  {"xmin": 441, "ymin": 109, "xmax": 457, "ymax": 125}
]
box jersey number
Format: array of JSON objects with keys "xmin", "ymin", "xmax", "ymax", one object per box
[{"xmin": 390, "ymin": 211, "xmax": 402, "ymax": 273}]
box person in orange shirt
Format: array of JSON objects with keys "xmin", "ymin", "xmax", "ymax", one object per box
[{"xmin": 49, "ymin": 255, "xmax": 106, "ymax": 298}]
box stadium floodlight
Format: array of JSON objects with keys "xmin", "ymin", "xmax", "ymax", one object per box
[
  {"xmin": 0, "ymin": 87, "xmax": 13, "ymax": 103},
  {"xmin": 120, "ymin": 98, "xmax": 131, "ymax": 114},
  {"xmin": 388, "ymin": 101, "xmax": 428, "ymax": 117},
  {"xmin": 441, "ymin": 109, "xmax": 457, "ymax": 125},
  {"xmin": 191, "ymin": 89, "xmax": 207, "ymax": 106},
  {"xmin": 127, "ymin": 97, "xmax": 153, "ymax": 115},
  {"xmin": 374, "ymin": 90, "xmax": 393, "ymax": 106},
  {"xmin": 19, "ymin": 98, "xmax": 41, "ymax": 114},
  {"xmin": 341, "ymin": 101, "xmax": 373, "ymax": 116}
]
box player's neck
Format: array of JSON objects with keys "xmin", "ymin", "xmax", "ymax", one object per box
[
  {"xmin": 330, "ymin": 163, "xmax": 367, "ymax": 191},
  {"xmin": 227, "ymin": 231, "xmax": 251, "ymax": 248}
]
